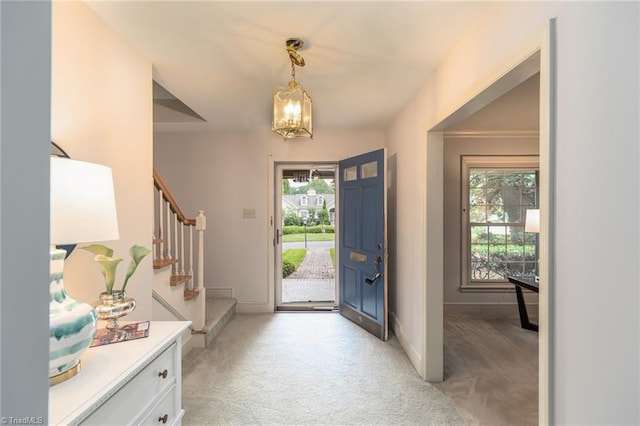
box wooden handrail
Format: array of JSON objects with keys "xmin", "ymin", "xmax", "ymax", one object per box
[{"xmin": 153, "ymin": 168, "xmax": 196, "ymax": 226}]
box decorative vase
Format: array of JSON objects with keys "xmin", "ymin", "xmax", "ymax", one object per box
[
  {"xmin": 94, "ymin": 290, "xmax": 136, "ymax": 331},
  {"xmin": 50, "ymin": 249, "xmax": 98, "ymax": 385}
]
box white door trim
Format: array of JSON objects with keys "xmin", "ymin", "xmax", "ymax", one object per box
[
  {"xmin": 423, "ymin": 20, "xmax": 555, "ymax": 425},
  {"xmin": 268, "ymin": 155, "xmax": 342, "ymax": 312}
]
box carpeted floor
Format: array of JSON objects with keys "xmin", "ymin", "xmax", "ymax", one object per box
[
  {"xmin": 182, "ymin": 313, "xmax": 464, "ymax": 425},
  {"xmin": 434, "ymin": 313, "xmax": 538, "ymax": 426}
]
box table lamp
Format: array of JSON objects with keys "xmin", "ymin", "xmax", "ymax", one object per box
[
  {"xmin": 50, "ymin": 156, "xmax": 119, "ymax": 385},
  {"xmin": 525, "ymin": 209, "xmax": 540, "ymax": 233}
]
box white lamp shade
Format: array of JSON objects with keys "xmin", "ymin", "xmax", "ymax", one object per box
[
  {"xmin": 51, "ymin": 157, "xmax": 119, "ymax": 245},
  {"xmin": 525, "ymin": 209, "xmax": 540, "ymax": 233}
]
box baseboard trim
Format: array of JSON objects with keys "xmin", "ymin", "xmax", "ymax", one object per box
[
  {"xmin": 444, "ymin": 302, "xmax": 539, "ymax": 319},
  {"xmin": 205, "ymin": 287, "xmax": 233, "ymax": 299},
  {"xmin": 389, "ymin": 311, "xmax": 423, "ymax": 377},
  {"xmin": 181, "ymin": 329, "xmax": 203, "ymax": 359},
  {"xmin": 236, "ymin": 302, "xmax": 273, "ymax": 314}
]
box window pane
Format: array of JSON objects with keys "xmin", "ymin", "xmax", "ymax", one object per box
[
  {"xmin": 524, "ymin": 245, "xmax": 537, "ymax": 261},
  {"xmin": 486, "ymin": 171, "xmax": 504, "ymax": 194},
  {"xmin": 470, "ymin": 262, "xmax": 488, "ymax": 280},
  {"xmin": 523, "ymin": 172, "xmax": 537, "ymax": 187},
  {"xmin": 469, "ymin": 188, "xmax": 485, "ymax": 205},
  {"xmin": 507, "ymin": 244, "xmax": 524, "ymax": 260},
  {"xmin": 361, "ymin": 161, "xmax": 377, "ymax": 178},
  {"xmin": 504, "ymin": 205, "xmax": 522, "ymax": 222},
  {"xmin": 506, "ymin": 173, "xmax": 523, "ymax": 188},
  {"xmin": 344, "ymin": 166, "xmax": 357, "ymax": 181},
  {"xmin": 488, "ymin": 267, "xmax": 505, "ymax": 280},
  {"xmin": 502, "ymin": 184, "xmax": 519, "ymax": 206},
  {"xmin": 522, "ymin": 188, "xmax": 537, "ymax": 206},
  {"xmin": 465, "ymin": 162, "xmax": 539, "ymax": 285},
  {"xmin": 524, "ymin": 262, "xmax": 537, "ymax": 275},
  {"xmin": 471, "ymin": 244, "xmax": 488, "ymax": 261},
  {"xmin": 507, "ymin": 226, "xmax": 524, "ymax": 244},
  {"xmin": 469, "ymin": 171, "xmax": 486, "ymax": 188},
  {"xmin": 487, "ymin": 205, "xmax": 504, "ymax": 223},
  {"xmin": 489, "ymin": 244, "xmax": 506, "ymax": 258},
  {"xmin": 487, "ymin": 226, "xmax": 506, "ymax": 244},
  {"xmin": 507, "ymin": 262, "xmax": 524, "ymax": 276},
  {"xmin": 469, "ymin": 205, "xmax": 486, "ymax": 223},
  {"xmin": 471, "ymin": 226, "xmax": 488, "ymax": 243},
  {"xmin": 524, "ymin": 231, "xmax": 537, "ymax": 244}
]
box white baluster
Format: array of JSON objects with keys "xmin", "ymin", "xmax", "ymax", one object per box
[
  {"xmin": 180, "ymin": 222, "xmax": 186, "ymax": 276},
  {"xmin": 195, "ymin": 211, "xmax": 207, "ymax": 290},
  {"xmin": 165, "ymin": 200, "xmax": 172, "ymax": 259},
  {"xmin": 173, "ymin": 212, "xmax": 179, "ymax": 275},
  {"xmin": 158, "ymin": 189, "xmax": 164, "ymax": 259},
  {"xmin": 188, "ymin": 225, "xmax": 194, "ymax": 291},
  {"xmin": 152, "ymin": 189, "xmax": 157, "ymax": 261}
]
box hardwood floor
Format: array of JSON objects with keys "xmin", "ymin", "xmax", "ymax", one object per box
[{"xmin": 434, "ymin": 312, "xmax": 539, "ymax": 426}]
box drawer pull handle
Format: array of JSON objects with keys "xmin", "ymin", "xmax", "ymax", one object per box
[
  {"xmin": 158, "ymin": 414, "xmax": 169, "ymax": 424},
  {"xmin": 158, "ymin": 369, "xmax": 168, "ymax": 379}
]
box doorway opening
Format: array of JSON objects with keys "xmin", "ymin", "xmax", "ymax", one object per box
[
  {"xmin": 424, "ymin": 23, "xmax": 554, "ymax": 423},
  {"xmin": 275, "ymin": 163, "xmax": 338, "ymax": 311}
]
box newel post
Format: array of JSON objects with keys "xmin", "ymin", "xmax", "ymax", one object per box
[{"xmin": 195, "ymin": 210, "xmax": 206, "ymax": 290}]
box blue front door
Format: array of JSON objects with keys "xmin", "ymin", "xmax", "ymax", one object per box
[{"xmin": 339, "ymin": 149, "xmax": 387, "ymax": 341}]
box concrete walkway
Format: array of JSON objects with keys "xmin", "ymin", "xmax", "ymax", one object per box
[{"xmin": 282, "ymin": 247, "xmax": 335, "ymax": 303}]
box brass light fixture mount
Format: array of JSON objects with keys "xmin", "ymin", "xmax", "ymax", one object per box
[
  {"xmin": 286, "ymin": 38, "xmax": 305, "ymax": 67},
  {"xmin": 272, "ymin": 37, "xmax": 313, "ymax": 140}
]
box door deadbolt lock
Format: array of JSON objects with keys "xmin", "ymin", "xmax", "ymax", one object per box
[{"xmin": 365, "ymin": 255, "xmax": 383, "ymax": 285}]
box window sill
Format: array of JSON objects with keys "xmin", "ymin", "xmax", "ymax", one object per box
[{"xmin": 459, "ymin": 284, "xmax": 514, "ymax": 293}]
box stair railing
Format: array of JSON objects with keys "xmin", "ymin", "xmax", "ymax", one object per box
[{"xmin": 153, "ymin": 169, "xmax": 206, "ymax": 308}]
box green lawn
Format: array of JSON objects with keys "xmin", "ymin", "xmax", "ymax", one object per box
[
  {"xmin": 282, "ymin": 248, "xmax": 307, "ymax": 277},
  {"xmin": 282, "ymin": 233, "xmax": 336, "ymax": 243}
]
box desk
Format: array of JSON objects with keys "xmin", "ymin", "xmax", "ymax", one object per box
[{"xmin": 507, "ymin": 275, "xmax": 539, "ymax": 332}]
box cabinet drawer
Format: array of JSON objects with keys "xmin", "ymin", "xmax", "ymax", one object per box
[
  {"xmin": 138, "ymin": 385, "xmax": 178, "ymax": 425},
  {"xmin": 82, "ymin": 342, "xmax": 177, "ymax": 425}
]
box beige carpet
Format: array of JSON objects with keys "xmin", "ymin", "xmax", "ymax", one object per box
[
  {"xmin": 434, "ymin": 313, "xmax": 538, "ymax": 426},
  {"xmin": 182, "ymin": 313, "xmax": 464, "ymax": 425}
]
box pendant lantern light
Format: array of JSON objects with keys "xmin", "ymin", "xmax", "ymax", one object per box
[{"xmin": 272, "ymin": 38, "xmax": 313, "ymax": 140}]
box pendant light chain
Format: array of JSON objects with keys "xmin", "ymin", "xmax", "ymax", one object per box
[{"xmin": 290, "ymin": 59, "xmax": 296, "ymax": 82}]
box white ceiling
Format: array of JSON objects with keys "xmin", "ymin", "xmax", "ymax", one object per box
[
  {"xmin": 447, "ymin": 72, "xmax": 540, "ymax": 132},
  {"xmin": 86, "ymin": 1, "xmax": 537, "ymax": 134}
]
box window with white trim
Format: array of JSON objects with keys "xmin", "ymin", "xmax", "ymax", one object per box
[
  {"xmin": 300, "ymin": 195, "xmax": 308, "ymax": 206},
  {"xmin": 461, "ymin": 156, "xmax": 539, "ymax": 289},
  {"xmin": 316, "ymin": 195, "xmax": 324, "ymax": 206}
]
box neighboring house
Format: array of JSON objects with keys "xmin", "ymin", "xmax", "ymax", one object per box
[{"xmin": 282, "ymin": 189, "xmax": 335, "ymax": 224}]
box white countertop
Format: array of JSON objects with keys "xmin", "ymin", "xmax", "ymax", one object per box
[{"xmin": 49, "ymin": 321, "xmax": 191, "ymax": 425}]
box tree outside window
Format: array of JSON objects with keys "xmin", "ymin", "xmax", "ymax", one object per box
[{"xmin": 462, "ymin": 156, "xmax": 539, "ymax": 288}]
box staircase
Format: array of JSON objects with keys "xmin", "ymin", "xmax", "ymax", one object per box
[{"xmin": 152, "ymin": 168, "xmax": 236, "ymax": 355}]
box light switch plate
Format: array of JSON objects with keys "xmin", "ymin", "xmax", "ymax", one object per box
[{"xmin": 243, "ymin": 208, "xmax": 256, "ymax": 219}]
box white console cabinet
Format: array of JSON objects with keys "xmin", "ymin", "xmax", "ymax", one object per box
[{"xmin": 50, "ymin": 321, "xmax": 191, "ymax": 425}]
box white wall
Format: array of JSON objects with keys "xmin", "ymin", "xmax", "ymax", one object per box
[
  {"xmin": 0, "ymin": 1, "xmax": 50, "ymax": 420},
  {"xmin": 51, "ymin": 2, "xmax": 154, "ymax": 321},
  {"xmin": 388, "ymin": 1, "xmax": 639, "ymax": 423},
  {"xmin": 443, "ymin": 134, "xmax": 539, "ymax": 310},
  {"xmin": 154, "ymin": 128, "xmax": 383, "ymax": 312}
]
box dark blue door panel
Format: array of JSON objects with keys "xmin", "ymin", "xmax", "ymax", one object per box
[{"xmin": 339, "ymin": 149, "xmax": 387, "ymax": 341}]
